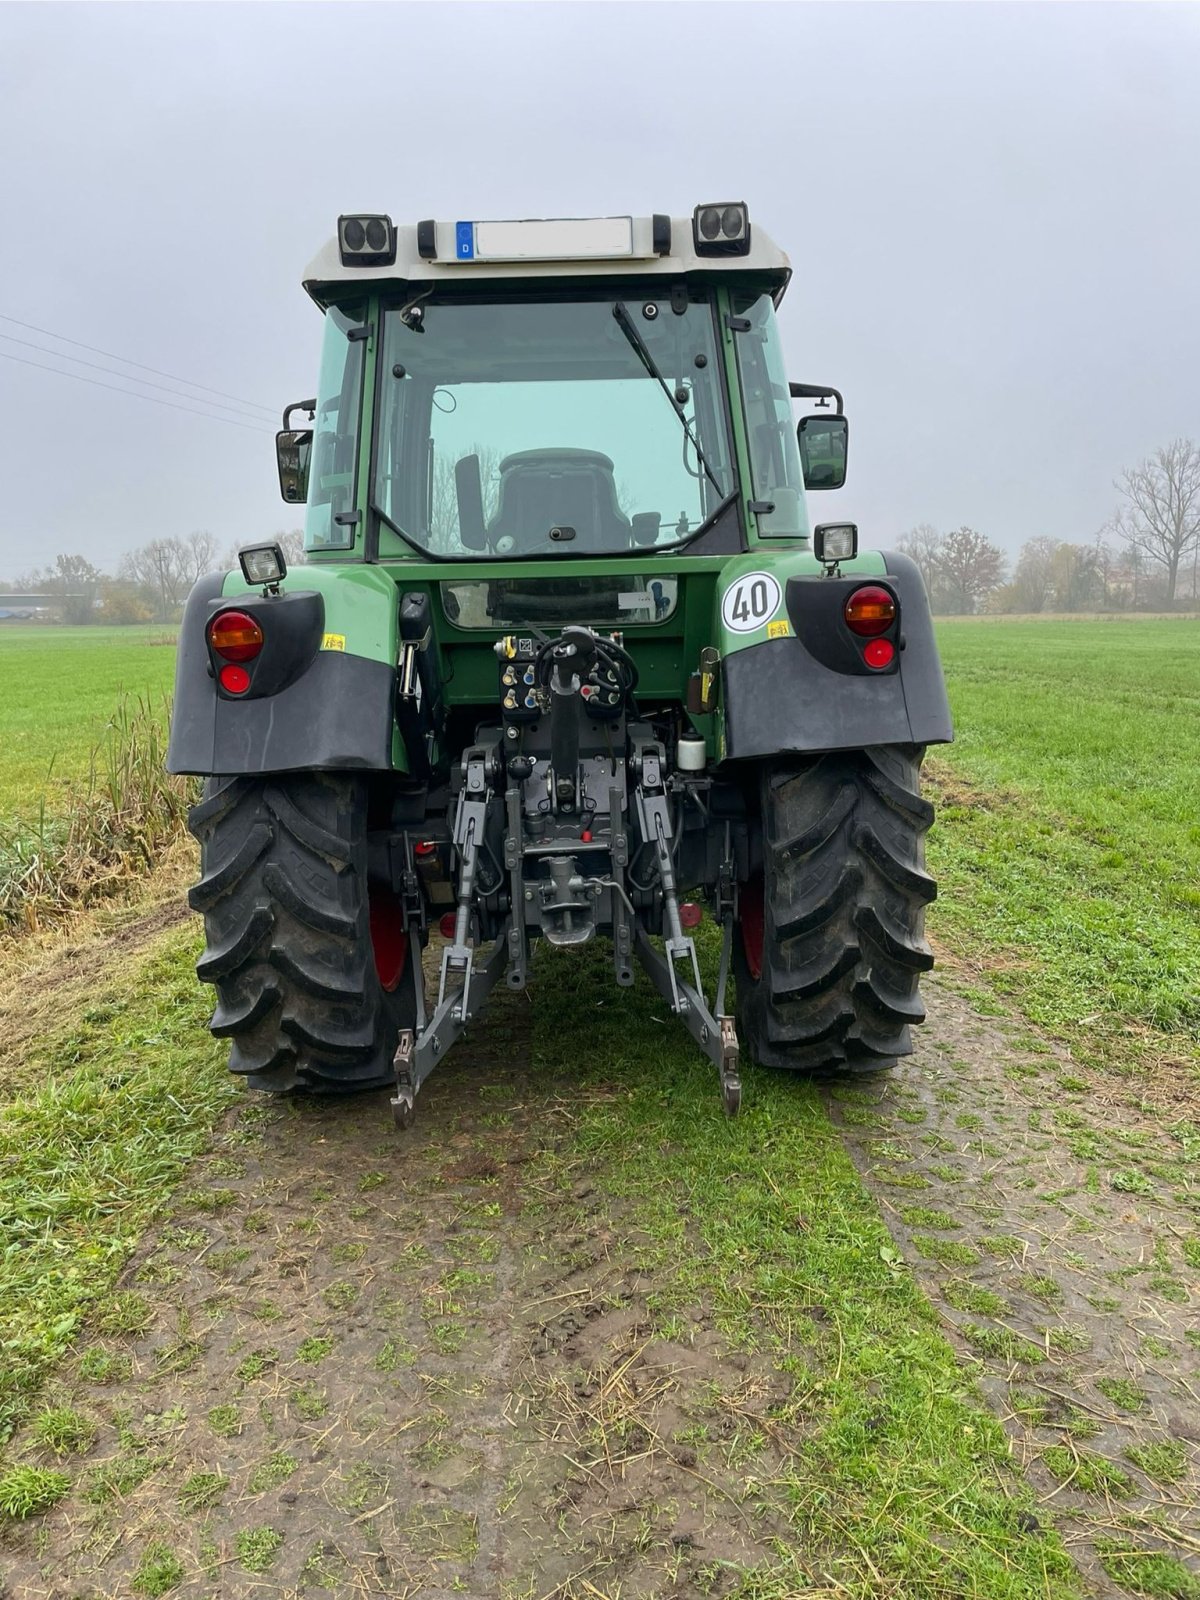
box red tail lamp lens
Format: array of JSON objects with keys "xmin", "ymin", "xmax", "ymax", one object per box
[
  {"xmin": 843, "ymin": 586, "xmax": 896, "ymax": 638},
  {"xmin": 863, "ymin": 638, "xmax": 895, "ymax": 670},
  {"xmin": 218, "ymin": 663, "xmax": 251, "ymax": 694},
  {"xmin": 679, "ymin": 902, "xmax": 703, "ymax": 929},
  {"xmin": 209, "ymin": 609, "xmax": 264, "ymax": 662}
]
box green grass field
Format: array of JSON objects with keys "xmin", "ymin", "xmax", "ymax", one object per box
[
  {"xmin": 0, "ymin": 626, "xmax": 177, "ymax": 823},
  {"xmin": 929, "ymin": 617, "xmax": 1200, "ymax": 1071}
]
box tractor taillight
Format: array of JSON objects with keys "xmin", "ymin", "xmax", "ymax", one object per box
[
  {"xmin": 209, "ymin": 609, "xmax": 264, "ymax": 663},
  {"xmin": 863, "ymin": 638, "xmax": 895, "ymax": 670},
  {"xmin": 843, "ymin": 586, "xmax": 896, "ymax": 638},
  {"xmin": 219, "ymin": 663, "xmax": 251, "ymax": 694}
]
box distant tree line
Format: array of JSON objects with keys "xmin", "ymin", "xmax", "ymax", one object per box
[
  {"xmin": 10, "ymin": 530, "xmax": 305, "ymax": 624},
  {"xmin": 899, "ymin": 438, "xmax": 1200, "ymax": 615}
]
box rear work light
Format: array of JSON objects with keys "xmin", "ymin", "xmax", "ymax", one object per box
[
  {"xmin": 338, "ymin": 213, "xmax": 396, "ymax": 267},
  {"xmin": 693, "ymin": 201, "xmax": 751, "ymax": 256},
  {"xmin": 209, "ymin": 609, "xmax": 264, "ymax": 663},
  {"xmin": 843, "ymin": 585, "xmax": 896, "ymax": 638}
]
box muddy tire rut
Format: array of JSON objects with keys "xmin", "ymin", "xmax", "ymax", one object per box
[{"xmin": 830, "ymin": 972, "xmax": 1200, "ymax": 1596}]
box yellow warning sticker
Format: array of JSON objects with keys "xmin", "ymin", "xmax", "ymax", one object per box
[
  {"xmin": 767, "ymin": 620, "xmax": 792, "ymax": 639},
  {"xmin": 321, "ymin": 632, "xmax": 346, "ymax": 652}
]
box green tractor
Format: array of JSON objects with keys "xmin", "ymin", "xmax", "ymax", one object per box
[{"xmin": 168, "ymin": 205, "xmax": 951, "ymax": 1123}]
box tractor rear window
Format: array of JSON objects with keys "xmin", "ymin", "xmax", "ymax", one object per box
[{"xmin": 372, "ymin": 294, "xmax": 735, "ymax": 559}]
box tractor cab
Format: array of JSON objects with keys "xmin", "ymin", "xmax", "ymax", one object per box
[{"xmin": 279, "ymin": 206, "xmax": 847, "ymax": 570}]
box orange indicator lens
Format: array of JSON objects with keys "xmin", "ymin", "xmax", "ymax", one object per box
[
  {"xmin": 843, "ymin": 585, "xmax": 896, "ymax": 638},
  {"xmin": 209, "ymin": 609, "xmax": 264, "ymax": 662}
]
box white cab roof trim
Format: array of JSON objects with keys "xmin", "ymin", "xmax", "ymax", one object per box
[{"xmin": 302, "ymin": 214, "xmax": 791, "ymax": 307}]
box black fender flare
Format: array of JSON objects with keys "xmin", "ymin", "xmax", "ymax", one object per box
[
  {"xmin": 166, "ymin": 573, "xmax": 397, "ymax": 776},
  {"xmin": 721, "ymin": 550, "xmax": 952, "ymax": 760}
]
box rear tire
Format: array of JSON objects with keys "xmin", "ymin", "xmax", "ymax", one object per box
[
  {"xmin": 187, "ymin": 773, "xmax": 414, "ymax": 1093},
  {"xmin": 736, "ymin": 746, "xmax": 935, "ymax": 1074}
]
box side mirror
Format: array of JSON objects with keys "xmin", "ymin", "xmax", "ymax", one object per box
[
  {"xmin": 798, "ymin": 414, "xmax": 848, "ymax": 491},
  {"xmin": 276, "ymin": 430, "xmax": 312, "ymax": 504},
  {"xmin": 455, "ymin": 455, "xmax": 488, "ymax": 551}
]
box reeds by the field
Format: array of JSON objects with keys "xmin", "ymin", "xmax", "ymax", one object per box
[{"xmin": 0, "ymin": 695, "xmax": 193, "ymax": 933}]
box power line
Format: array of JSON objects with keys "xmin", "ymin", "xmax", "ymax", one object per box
[
  {"xmin": 0, "ymin": 330, "xmax": 276, "ymax": 423},
  {"xmin": 0, "ymin": 312, "xmax": 279, "ymax": 420},
  {"xmin": 0, "ymin": 349, "xmax": 269, "ymax": 432}
]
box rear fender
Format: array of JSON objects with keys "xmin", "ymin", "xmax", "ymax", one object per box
[
  {"xmin": 166, "ymin": 564, "xmax": 401, "ymax": 776},
  {"xmin": 713, "ymin": 549, "xmax": 952, "ymax": 759}
]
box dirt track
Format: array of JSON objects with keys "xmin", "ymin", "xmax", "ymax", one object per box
[{"xmin": 2, "ymin": 915, "xmax": 1198, "ymax": 1597}]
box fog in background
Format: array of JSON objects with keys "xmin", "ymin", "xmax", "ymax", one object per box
[{"xmin": 1, "ymin": 0, "xmax": 1197, "ymax": 580}]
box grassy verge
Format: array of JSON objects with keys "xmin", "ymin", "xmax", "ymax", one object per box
[
  {"xmin": 928, "ymin": 618, "xmax": 1200, "ymax": 1078},
  {"xmin": 0, "ymin": 925, "xmax": 234, "ymax": 1444},
  {"xmin": 0, "ymin": 625, "xmax": 177, "ymax": 820},
  {"xmin": 0, "ymin": 695, "xmax": 193, "ymax": 934},
  {"xmin": 533, "ymin": 938, "xmax": 1080, "ymax": 1598}
]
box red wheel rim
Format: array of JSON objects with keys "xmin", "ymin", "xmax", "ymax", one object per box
[
  {"xmin": 741, "ymin": 874, "xmax": 764, "ymax": 981},
  {"xmin": 368, "ymin": 885, "xmax": 409, "ymax": 993}
]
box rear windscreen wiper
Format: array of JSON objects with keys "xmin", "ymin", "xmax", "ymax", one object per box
[{"xmin": 612, "ymin": 301, "xmax": 724, "ymax": 496}]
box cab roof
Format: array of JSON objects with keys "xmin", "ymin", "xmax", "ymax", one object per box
[{"xmin": 302, "ymin": 211, "xmax": 791, "ymax": 309}]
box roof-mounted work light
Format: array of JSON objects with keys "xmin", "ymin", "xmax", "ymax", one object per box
[
  {"xmin": 337, "ymin": 213, "xmax": 396, "ymax": 267},
  {"xmin": 693, "ymin": 201, "xmax": 751, "ymax": 256},
  {"xmin": 239, "ymin": 543, "xmax": 287, "ymax": 592}
]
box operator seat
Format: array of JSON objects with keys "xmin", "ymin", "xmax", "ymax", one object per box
[{"xmin": 487, "ymin": 449, "xmax": 632, "ymax": 551}]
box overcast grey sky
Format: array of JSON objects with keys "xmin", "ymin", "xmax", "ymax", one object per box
[{"xmin": 1, "ymin": 0, "xmax": 1197, "ymax": 580}]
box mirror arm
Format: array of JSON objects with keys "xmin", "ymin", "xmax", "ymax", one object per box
[
  {"xmin": 283, "ymin": 397, "xmax": 317, "ymax": 430},
  {"xmin": 789, "ymin": 382, "xmax": 843, "ymax": 416}
]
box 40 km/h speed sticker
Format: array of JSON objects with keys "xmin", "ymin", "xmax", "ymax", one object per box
[{"xmin": 721, "ymin": 571, "xmax": 782, "ymax": 634}]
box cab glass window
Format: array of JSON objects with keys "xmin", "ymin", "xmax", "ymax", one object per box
[
  {"xmin": 305, "ymin": 306, "xmax": 364, "ymax": 552},
  {"xmin": 731, "ymin": 291, "xmax": 810, "ymax": 539},
  {"xmin": 372, "ymin": 293, "xmax": 735, "ymax": 559}
]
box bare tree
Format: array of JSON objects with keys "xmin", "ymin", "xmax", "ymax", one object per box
[
  {"xmin": 897, "ymin": 523, "xmax": 943, "ymax": 568},
  {"xmin": 120, "ymin": 538, "xmax": 190, "ymax": 619},
  {"xmin": 896, "ymin": 524, "xmax": 946, "ymax": 606},
  {"xmin": 1115, "ymin": 438, "xmax": 1200, "ymax": 605},
  {"xmin": 181, "ymin": 530, "xmax": 219, "ymax": 584},
  {"xmin": 937, "ymin": 526, "xmax": 1006, "ymax": 614}
]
